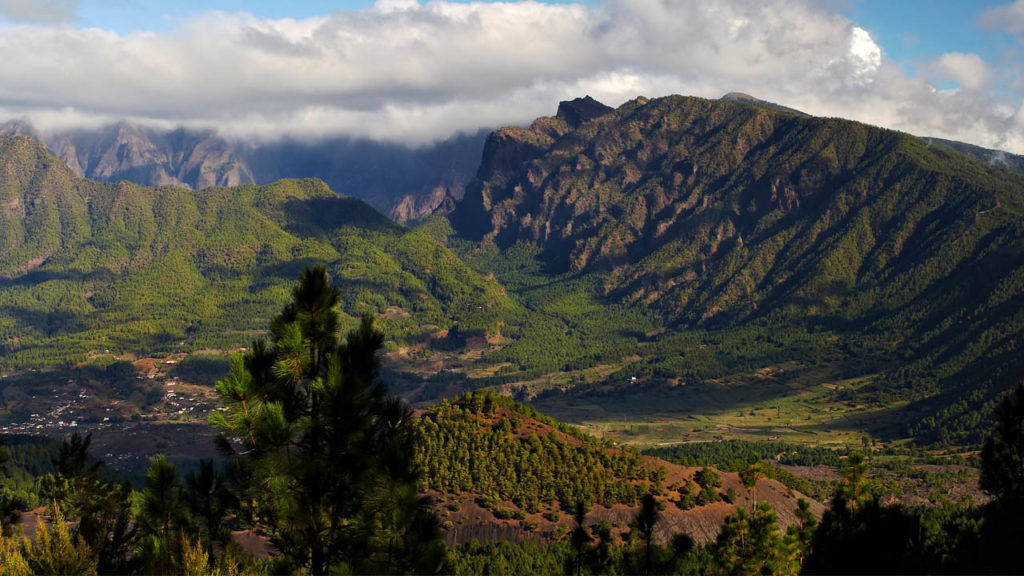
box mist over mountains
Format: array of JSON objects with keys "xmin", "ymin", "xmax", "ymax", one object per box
[
  {"xmin": 0, "ymin": 119, "xmax": 489, "ymax": 223},
  {"xmin": 3, "ymin": 93, "xmax": 1022, "ymax": 229}
]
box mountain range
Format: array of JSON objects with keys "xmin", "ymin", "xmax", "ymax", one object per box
[
  {"xmin": 6, "ymin": 94, "xmax": 1019, "ymax": 227},
  {"xmin": 454, "ymin": 94, "xmax": 1024, "ymax": 327},
  {"xmin": 0, "ymin": 119, "xmax": 488, "ymax": 223},
  {"xmin": 449, "ymin": 94, "xmax": 1024, "ymax": 445},
  {"xmin": 4, "ymin": 93, "xmax": 1024, "ymax": 447}
]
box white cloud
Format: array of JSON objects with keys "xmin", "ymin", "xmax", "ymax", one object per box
[
  {"xmin": 932, "ymin": 52, "xmax": 992, "ymax": 91},
  {"xmin": 0, "ymin": 0, "xmax": 1021, "ymax": 153},
  {"xmin": 980, "ymin": 0, "xmax": 1024, "ymax": 34},
  {"xmin": 849, "ymin": 27, "xmax": 882, "ymax": 82},
  {"xmin": 0, "ymin": 0, "xmax": 78, "ymax": 24}
]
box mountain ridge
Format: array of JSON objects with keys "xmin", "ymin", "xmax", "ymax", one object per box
[
  {"xmin": 0, "ymin": 120, "xmax": 488, "ymax": 223},
  {"xmin": 4, "ymin": 101, "xmax": 1021, "ymax": 226},
  {"xmin": 448, "ymin": 94, "xmax": 1024, "ymax": 444}
]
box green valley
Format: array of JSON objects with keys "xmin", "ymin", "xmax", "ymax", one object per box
[
  {"xmin": 7, "ymin": 91, "xmax": 1024, "ymax": 453},
  {"xmin": 4, "ymin": 0, "xmax": 1024, "ymax": 571}
]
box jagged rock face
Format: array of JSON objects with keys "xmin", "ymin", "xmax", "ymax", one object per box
[
  {"xmin": 163, "ymin": 128, "xmax": 252, "ymax": 189},
  {"xmin": 0, "ymin": 121, "xmax": 488, "ymax": 221},
  {"xmin": 0, "ymin": 122, "xmax": 256, "ymax": 189},
  {"xmin": 454, "ymin": 94, "xmax": 820, "ymax": 274},
  {"xmin": 555, "ymin": 95, "xmax": 614, "ymax": 128},
  {"xmin": 453, "ymin": 116, "xmax": 573, "ymax": 240},
  {"xmin": 389, "ymin": 184, "xmax": 463, "ymax": 223},
  {"xmin": 46, "ymin": 135, "xmax": 84, "ymax": 177},
  {"xmin": 69, "ymin": 124, "xmax": 255, "ymax": 188},
  {"xmin": 451, "ymin": 94, "xmax": 1024, "ymax": 332}
]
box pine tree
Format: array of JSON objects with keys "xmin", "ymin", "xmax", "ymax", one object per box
[
  {"xmin": 211, "ymin": 265, "xmax": 444, "ymax": 574},
  {"xmin": 0, "ymin": 530, "xmax": 31, "ymax": 576},
  {"xmin": 978, "ymin": 383, "xmax": 1024, "ymax": 572},
  {"xmin": 803, "ymin": 451, "xmax": 920, "ymax": 573},
  {"xmin": 36, "ymin": 433, "xmax": 136, "ymax": 574},
  {"xmin": 24, "ymin": 502, "xmax": 97, "ymax": 576},
  {"xmin": 38, "ymin": 432, "xmax": 100, "ymax": 518},
  {"xmin": 0, "ymin": 437, "xmax": 20, "ymax": 539},
  {"xmin": 980, "ymin": 382, "xmax": 1024, "ymax": 504},
  {"xmin": 634, "ymin": 494, "xmax": 659, "ymax": 575},
  {"xmin": 570, "ymin": 500, "xmax": 591, "ymax": 576},
  {"xmin": 136, "ymin": 455, "xmax": 189, "ymax": 575},
  {"xmin": 738, "ymin": 461, "xmax": 767, "ymax": 514},
  {"xmin": 710, "ymin": 502, "xmax": 783, "ymax": 576},
  {"xmin": 184, "ymin": 459, "xmax": 235, "ymax": 566},
  {"xmin": 777, "ymin": 499, "xmax": 816, "ymax": 573},
  {"xmin": 76, "ymin": 479, "xmax": 136, "ymax": 575}
]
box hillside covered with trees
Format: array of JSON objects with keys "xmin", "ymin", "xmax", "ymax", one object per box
[
  {"xmin": 446, "ymin": 94, "xmax": 1024, "ymax": 445},
  {"xmin": 0, "ymin": 135, "xmax": 516, "ymax": 370}
]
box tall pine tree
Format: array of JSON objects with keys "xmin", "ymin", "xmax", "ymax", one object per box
[{"xmin": 211, "ymin": 265, "xmax": 445, "ymax": 574}]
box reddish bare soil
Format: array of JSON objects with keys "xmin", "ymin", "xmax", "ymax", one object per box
[{"xmin": 433, "ymin": 455, "xmax": 823, "ymax": 547}]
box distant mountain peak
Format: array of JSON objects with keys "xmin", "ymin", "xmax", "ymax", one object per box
[
  {"xmin": 556, "ymin": 95, "xmax": 614, "ymax": 128},
  {"xmin": 0, "ymin": 118, "xmax": 43, "ymax": 141},
  {"xmin": 720, "ymin": 91, "xmax": 760, "ymax": 102},
  {"xmin": 111, "ymin": 120, "xmax": 149, "ymax": 140},
  {"xmin": 719, "ymin": 92, "xmax": 807, "ymax": 115},
  {"xmin": 0, "ymin": 119, "xmax": 486, "ymax": 221}
]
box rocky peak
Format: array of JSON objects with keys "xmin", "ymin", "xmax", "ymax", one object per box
[{"xmin": 555, "ymin": 95, "xmax": 614, "ymax": 128}]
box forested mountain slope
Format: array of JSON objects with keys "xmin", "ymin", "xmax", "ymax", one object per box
[
  {"xmin": 450, "ymin": 95, "xmax": 1024, "ymax": 444},
  {"xmin": 921, "ymin": 137, "xmax": 1024, "ymax": 174},
  {"xmin": 416, "ymin": 391, "xmax": 819, "ymax": 546},
  {"xmin": 0, "ymin": 135, "xmax": 515, "ymax": 369}
]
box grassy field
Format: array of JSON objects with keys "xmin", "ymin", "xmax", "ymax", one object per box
[{"xmin": 528, "ymin": 364, "xmax": 913, "ymax": 450}]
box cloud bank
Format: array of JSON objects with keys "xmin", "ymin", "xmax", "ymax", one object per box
[
  {"xmin": 0, "ymin": 0, "xmax": 1022, "ymax": 152},
  {"xmin": 980, "ymin": 0, "xmax": 1024, "ymax": 34},
  {"xmin": 0, "ymin": 0, "xmax": 78, "ymax": 24}
]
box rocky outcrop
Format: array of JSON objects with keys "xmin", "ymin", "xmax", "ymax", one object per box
[
  {"xmin": 555, "ymin": 95, "xmax": 614, "ymax": 128},
  {"xmin": 0, "ymin": 121, "xmax": 256, "ymax": 189},
  {"xmin": 389, "ymin": 184, "xmax": 462, "ymax": 223}
]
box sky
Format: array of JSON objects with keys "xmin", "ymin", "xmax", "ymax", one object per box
[{"xmin": 0, "ymin": 0, "xmax": 1022, "ymax": 153}]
